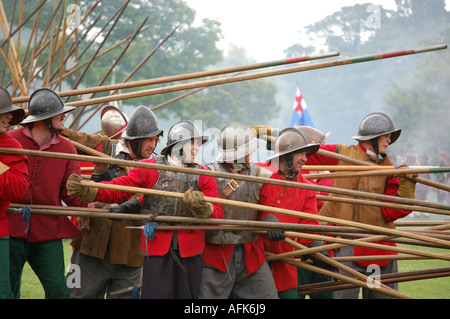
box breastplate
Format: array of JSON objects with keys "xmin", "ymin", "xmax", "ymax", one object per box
[
  {"xmin": 204, "ymin": 162, "xmax": 260, "ymax": 244},
  {"xmin": 91, "ymin": 143, "xmax": 126, "ymax": 182},
  {"xmin": 141, "ymin": 155, "xmax": 200, "ymax": 226}
]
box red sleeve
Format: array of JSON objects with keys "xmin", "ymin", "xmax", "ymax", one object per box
[
  {"xmin": 0, "ymin": 159, "xmax": 30, "ymax": 202},
  {"xmin": 258, "ymin": 182, "xmax": 275, "ymax": 221},
  {"xmin": 0, "ymin": 134, "xmax": 30, "ymax": 201},
  {"xmin": 60, "ymin": 144, "xmax": 89, "ymax": 208},
  {"xmin": 381, "ymin": 176, "xmax": 411, "ymax": 222},
  {"xmin": 306, "ymin": 144, "xmax": 339, "ymax": 165},
  {"xmin": 95, "ymin": 159, "xmax": 158, "ymax": 204},
  {"xmin": 199, "ymin": 167, "xmax": 223, "ymax": 219}
]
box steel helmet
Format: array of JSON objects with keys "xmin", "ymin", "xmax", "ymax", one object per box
[
  {"xmin": 267, "ymin": 127, "xmax": 320, "ymax": 162},
  {"xmin": 101, "ymin": 105, "xmax": 128, "ymax": 138},
  {"xmin": 161, "ymin": 120, "xmax": 208, "ymax": 155},
  {"xmin": 122, "ymin": 105, "xmax": 162, "ymax": 140},
  {"xmin": 352, "ymin": 112, "xmax": 401, "ymax": 145},
  {"xmin": 296, "ymin": 126, "xmax": 330, "ymax": 145},
  {"xmin": 21, "ymin": 88, "xmax": 75, "ymax": 124},
  {"xmin": 216, "ymin": 122, "xmax": 265, "ymax": 162},
  {"xmin": 0, "ymin": 87, "xmax": 25, "ymax": 126}
]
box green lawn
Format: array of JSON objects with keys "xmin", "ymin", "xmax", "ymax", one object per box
[{"xmin": 16, "ymin": 235, "xmax": 449, "ymax": 299}]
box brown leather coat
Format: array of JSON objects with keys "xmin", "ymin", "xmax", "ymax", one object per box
[
  {"xmin": 319, "ymin": 144, "xmax": 395, "ymax": 229},
  {"xmin": 62, "ymin": 128, "xmax": 143, "ymax": 267}
]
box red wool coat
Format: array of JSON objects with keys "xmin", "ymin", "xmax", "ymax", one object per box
[
  {"xmin": 94, "ymin": 158, "xmax": 224, "ymax": 258},
  {"xmin": 8, "ymin": 127, "xmax": 85, "ymax": 242},
  {"xmin": 259, "ymin": 171, "xmax": 320, "ymax": 292},
  {"xmin": 0, "ymin": 132, "xmax": 30, "ymax": 238}
]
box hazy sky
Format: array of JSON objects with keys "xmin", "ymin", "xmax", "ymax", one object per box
[{"xmin": 185, "ymin": 0, "xmax": 448, "ymax": 61}]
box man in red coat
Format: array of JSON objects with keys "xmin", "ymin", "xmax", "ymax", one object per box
[
  {"xmin": 306, "ymin": 112, "xmax": 415, "ymax": 299},
  {"xmin": 259, "ymin": 127, "xmax": 336, "ymax": 298},
  {"xmin": 8, "ymin": 88, "xmax": 88, "ymax": 299},
  {"xmin": 67, "ymin": 120, "xmax": 223, "ymax": 299},
  {"xmin": 0, "ymin": 87, "xmax": 29, "ymax": 299},
  {"xmin": 199, "ymin": 122, "xmax": 280, "ymax": 299}
]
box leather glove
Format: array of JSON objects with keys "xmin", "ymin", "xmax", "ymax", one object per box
[
  {"xmin": 109, "ymin": 198, "xmax": 142, "ymax": 214},
  {"xmin": 183, "ymin": 189, "xmax": 213, "ymax": 218},
  {"xmin": 66, "ymin": 173, "xmax": 98, "ymax": 203},
  {"xmin": 302, "ymin": 240, "xmax": 338, "ymax": 275},
  {"xmin": 261, "ymin": 214, "xmax": 286, "ymax": 241},
  {"xmin": 396, "ymin": 174, "xmax": 418, "ymax": 199},
  {"xmin": 0, "ymin": 161, "xmax": 10, "ymax": 175}
]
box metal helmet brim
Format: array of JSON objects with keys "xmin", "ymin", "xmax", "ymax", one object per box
[
  {"xmin": 20, "ymin": 88, "xmax": 75, "ymax": 124},
  {"xmin": 267, "ymin": 127, "xmax": 320, "ymax": 162},
  {"xmin": 216, "ymin": 137, "xmax": 266, "ymax": 162},
  {"xmin": 101, "ymin": 105, "xmax": 128, "ymax": 138},
  {"xmin": 0, "ymin": 87, "xmax": 26, "ymax": 125},
  {"xmin": 160, "ymin": 120, "xmax": 208, "ymax": 155},
  {"xmin": 351, "ymin": 112, "xmax": 401, "ymax": 145},
  {"xmin": 121, "ymin": 105, "xmax": 163, "ymax": 140},
  {"xmin": 215, "ymin": 122, "xmax": 266, "ymax": 162}
]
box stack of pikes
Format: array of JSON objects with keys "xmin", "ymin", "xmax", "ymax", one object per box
[
  {"xmin": 2, "ymin": 145, "xmax": 450, "ymax": 299},
  {"xmin": 1, "ymin": 1, "xmax": 449, "ymax": 299}
]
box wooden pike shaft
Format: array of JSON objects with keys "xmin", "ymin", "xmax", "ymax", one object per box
[
  {"xmin": 11, "ymin": 51, "xmax": 340, "ymax": 103},
  {"xmin": 36, "ymin": 44, "xmax": 448, "ymax": 108},
  {"xmin": 281, "ymin": 237, "xmax": 413, "ymax": 299},
  {"xmin": 297, "ymin": 267, "xmax": 450, "ymax": 296},
  {"xmin": 265, "ymin": 231, "xmax": 449, "ymax": 261},
  {"xmin": 74, "ymin": 24, "xmax": 179, "ymax": 131},
  {"xmin": 8, "ymin": 203, "xmax": 448, "ymax": 243},
  {"xmin": 333, "ymin": 254, "xmax": 450, "ymax": 262},
  {"xmin": 275, "ymin": 223, "xmax": 450, "ymax": 262},
  {"xmin": 305, "ymin": 167, "xmax": 450, "ymax": 193},
  {"xmin": 303, "ymin": 166, "xmax": 449, "ymax": 174},
  {"xmin": 81, "ymin": 180, "xmax": 450, "ymax": 250},
  {"xmin": 0, "ymin": 146, "xmax": 448, "ymax": 212},
  {"xmin": 7, "ymin": 203, "xmax": 381, "ymax": 234},
  {"xmin": 316, "ymin": 149, "xmax": 449, "ymax": 193},
  {"xmin": 265, "ymin": 252, "xmax": 415, "ymax": 299},
  {"xmin": 316, "ymin": 195, "xmax": 450, "ymax": 217}
]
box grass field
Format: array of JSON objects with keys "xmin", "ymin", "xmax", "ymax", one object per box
[{"xmin": 17, "ymin": 217, "xmax": 449, "ymax": 299}]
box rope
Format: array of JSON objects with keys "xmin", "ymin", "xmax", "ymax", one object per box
[
  {"xmin": 22, "ymin": 205, "xmax": 31, "ymax": 233},
  {"xmin": 132, "ymin": 284, "xmax": 140, "ymax": 299},
  {"xmin": 143, "ymin": 222, "xmax": 158, "ymax": 254}
]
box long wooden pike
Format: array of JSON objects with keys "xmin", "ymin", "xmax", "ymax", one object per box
[
  {"xmin": 280, "ymin": 237, "xmax": 414, "ymax": 299},
  {"xmin": 273, "ymin": 223, "xmax": 450, "ymax": 262},
  {"xmin": 304, "ymin": 165, "xmax": 449, "ymax": 175},
  {"xmin": 79, "ymin": 181, "xmax": 450, "ymax": 250},
  {"xmin": 8, "ymin": 203, "xmax": 448, "ymax": 260},
  {"xmin": 315, "ymin": 195, "xmax": 450, "ymax": 217},
  {"xmin": 307, "ymin": 169, "xmax": 450, "ymax": 193},
  {"xmin": 0, "ymin": 0, "xmax": 47, "ymax": 49},
  {"xmin": 13, "ymin": 44, "xmax": 444, "ymax": 107},
  {"xmin": 68, "ymin": 15, "xmax": 149, "ymax": 128},
  {"xmin": 265, "ymin": 252, "xmax": 415, "ymax": 299},
  {"xmin": 74, "ymin": 21, "xmax": 172, "ymax": 131},
  {"xmin": 11, "ymin": 50, "xmax": 340, "ymax": 103},
  {"xmin": 297, "ymin": 267, "xmax": 450, "ymax": 297},
  {"xmin": 0, "ymin": 146, "xmax": 448, "ymax": 212},
  {"xmin": 66, "ymin": 0, "xmax": 131, "ymax": 99},
  {"xmin": 315, "ymin": 148, "xmax": 448, "ymax": 193}
]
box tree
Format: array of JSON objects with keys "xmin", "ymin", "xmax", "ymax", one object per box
[
  {"xmin": 277, "ymin": 0, "xmax": 449, "ymax": 146},
  {"xmin": 384, "ymin": 28, "xmax": 450, "ymax": 159},
  {"xmin": 4, "ymin": 0, "xmax": 279, "ymax": 131}
]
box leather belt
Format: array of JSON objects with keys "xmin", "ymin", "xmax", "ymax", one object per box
[{"xmin": 218, "ymin": 164, "xmax": 248, "ymax": 199}]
